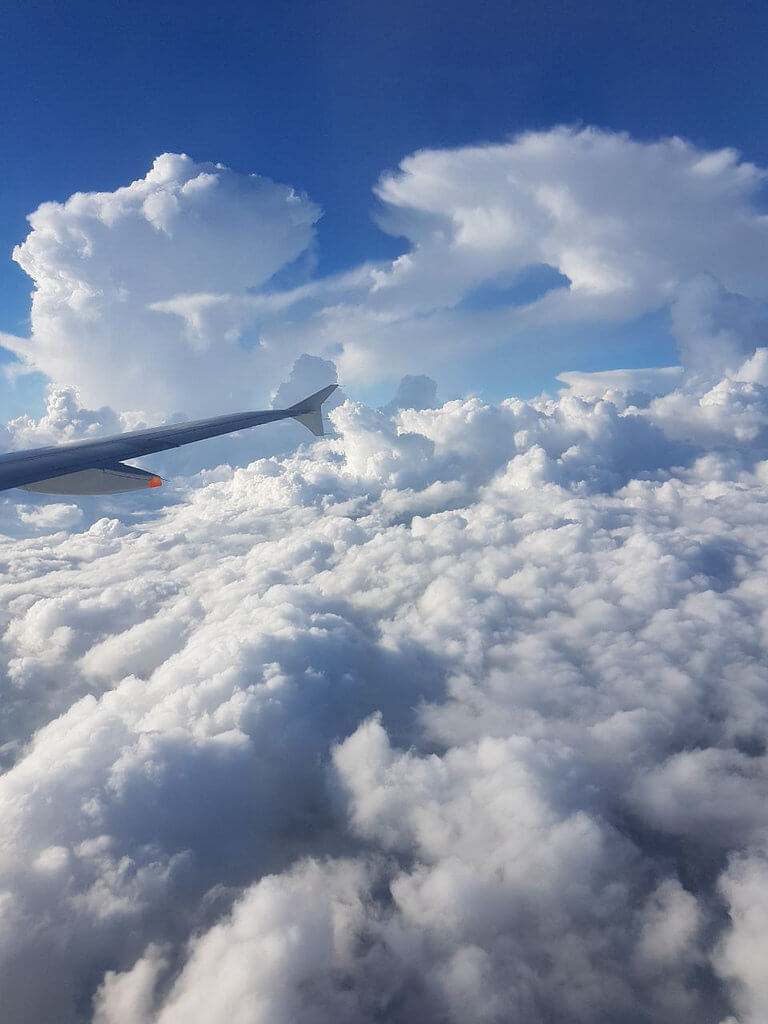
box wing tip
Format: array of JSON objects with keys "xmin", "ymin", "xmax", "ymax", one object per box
[{"xmin": 288, "ymin": 382, "xmax": 340, "ymax": 437}]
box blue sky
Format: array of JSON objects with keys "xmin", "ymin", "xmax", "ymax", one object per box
[{"xmin": 2, "ymin": 0, "xmax": 768, "ymax": 414}]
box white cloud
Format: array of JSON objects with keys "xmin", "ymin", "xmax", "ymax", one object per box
[
  {"xmin": 5, "ymin": 128, "xmax": 768, "ymax": 1023},
  {"xmin": 715, "ymin": 853, "xmax": 768, "ymax": 1024},
  {"xmin": 5, "ymin": 385, "xmax": 123, "ymax": 448},
  {"xmin": 15, "ymin": 502, "xmax": 83, "ymax": 531},
  {"xmin": 1, "ymin": 358, "xmax": 768, "ymax": 1020},
  {"xmin": 6, "ymin": 154, "xmax": 320, "ymax": 416},
  {"xmin": 318, "ymin": 127, "xmax": 768, "ymax": 381},
  {"xmin": 5, "ymin": 129, "xmax": 768, "ymax": 419},
  {"xmin": 672, "ymin": 275, "xmax": 768, "ymax": 383},
  {"xmin": 373, "ymin": 128, "xmax": 767, "ymax": 306},
  {"xmin": 380, "ymin": 374, "xmax": 439, "ymax": 415},
  {"xmin": 109, "ymin": 859, "xmax": 380, "ymax": 1024},
  {"xmin": 557, "ymin": 366, "xmax": 683, "ymax": 403}
]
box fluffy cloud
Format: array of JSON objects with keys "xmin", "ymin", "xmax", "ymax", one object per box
[
  {"xmin": 715, "ymin": 853, "xmax": 768, "ymax": 1024},
  {"xmin": 6, "ymin": 154, "xmax": 320, "ymax": 416},
  {"xmin": 5, "ymin": 129, "xmax": 768, "ymax": 418},
  {"xmin": 557, "ymin": 366, "xmax": 683, "ymax": 403},
  {"xmin": 265, "ymin": 127, "xmax": 768, "ymax": 383},
  {"xmin": 373, "ymin": 129, "xmax": 768, "ymax": 310},
  {"xmin": 2, "ymin": 356, "xmax": 768, "ymax": 1021},
  {"xmin": 672, "ymin": 276, "xmax": 768, "ymax": 383},
  {"xmin": 6, "ymin": 385, "xmax": 123, "ymax": 448}
]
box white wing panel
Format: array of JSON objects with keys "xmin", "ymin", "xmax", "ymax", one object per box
[{"xmin": 21, "ymin": 465, "xmax": 162, "ymax": 495}]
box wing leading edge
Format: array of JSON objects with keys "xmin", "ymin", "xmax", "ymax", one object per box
[{"xmin": 0, "ymin": 384, "xmax": 338, "ymax": 495}]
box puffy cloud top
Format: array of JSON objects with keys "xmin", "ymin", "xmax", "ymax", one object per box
[{"xmin": 8, "ymin": 155, "xmax": 320, "ymax": 416}]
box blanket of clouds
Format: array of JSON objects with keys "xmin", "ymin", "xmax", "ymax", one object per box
[{"xmin": 2, "ymin": 127, "xmax": 768, "ymax": 1024}]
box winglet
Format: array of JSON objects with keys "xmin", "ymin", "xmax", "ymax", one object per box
[{"xmin": 287, "ymin": 383, "xmax": 339, "ymax": 436}]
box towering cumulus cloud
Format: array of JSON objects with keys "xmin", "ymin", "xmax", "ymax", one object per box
[
  {"xmin": 6, "ymin": 154, "xmax": 320, "ymax": 416},
  {"xmin": 3, "ymin": 129, "xmax": 768, "ymax": 1023},
  {"xmin": 4, "ymin": 128, "xmax": 768, "ymax": 417}
]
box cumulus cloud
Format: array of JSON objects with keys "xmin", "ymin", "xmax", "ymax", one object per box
[
  {"xmin": 2, "ymin": 356, "xmax": 768, "ymax": 1021},
  {"xmin": 380, "ymin": 374, "xmax": 439, "ymax": 415},
  {"xmin": 369, "ymin": 130, "xmax": 766, "ymax": 328},
  {"xmin": 715, "ymin": 853, "xmax": 768, "ymax": 1024},
  {"xmin": 6, "ymin": 154, "xmax": 320, "ymax": 416},
  {"xmin": 311, "ymin": 126, "xmax": 768, "ymax": 382},
  {"xmin": 5, "ymin": 128, "xmax": 768, "ymax": 419},
  {"xmin": 5, "ymin": 385, "xmax": 123, "ymax": 448}
]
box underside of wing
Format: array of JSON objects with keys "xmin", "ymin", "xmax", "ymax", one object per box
[
  {"xmin": 0, "ymin": 383, "xmax": 339, "ymax": 495},
  {"xmin": 20, "ymin": 464, "xmax": 163, "ymax": 495}
]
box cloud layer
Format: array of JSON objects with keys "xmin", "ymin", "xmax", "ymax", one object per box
[{"xmin": 3, "ymin": 351, "xmax": 768, "ymax": 1021}]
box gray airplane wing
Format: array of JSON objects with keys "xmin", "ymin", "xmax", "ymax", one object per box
[{"xmin": 0, "ymin": 384, "xmax": 338, "ymax": 495}]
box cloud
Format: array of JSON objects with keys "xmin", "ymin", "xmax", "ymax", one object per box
[
  {"xmin": 5, "ymin": 385, "xmax": 123, "ymax": 448},
  {"xmin": 380, "ymin": 374, "xmax": 439, "ymax": 415},
  {"xmin": 671, "ymin": 275, "xmax": 768, "ymax": 383},
  {"xmin": 557, "ymin": 366, "xmax": 683, "ymax": 404},
  {"xmin": 93, "ymin": 859, "xmax": 381, "ymax": 1024},
  {"xmin": 316, "ymin": 127, "xmax": 768, "ymax": 382},
  {"xmin": 2, "ymin": 354, "xmax": 768, "ymax": 1020},
  {"xmin": 6, "ymin": 154, "xmax": 320, "ymax": 416},
  {"xmin": 5, "ymin": 129, "xmax": 768, "ymax": 420},
  {"xmin": 715, "ymin": 852, "xmax": 768, "ymax": 1024},
  {"xmin": 15, "ymin": 502, "xmax": 83, "ymax": 531}
]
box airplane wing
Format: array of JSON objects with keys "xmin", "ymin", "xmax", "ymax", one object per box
[{"xmin": 0, "ymin": 384, "xmax": 338, "ymax": 495}]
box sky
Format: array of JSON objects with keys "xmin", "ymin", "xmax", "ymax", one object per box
[{"xmin": 5, "ymin": 4, "xmax": 768, "ymax": 1024}]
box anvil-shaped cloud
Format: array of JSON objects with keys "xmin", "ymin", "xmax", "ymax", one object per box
[{"xmin": 3, "ymin": 127, "xmax": 768, "ymax": 418}]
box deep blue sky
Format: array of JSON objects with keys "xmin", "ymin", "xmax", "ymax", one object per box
[{"xmin": 1, "ymin": 0, "xmax": 768, "ymax": 410}]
